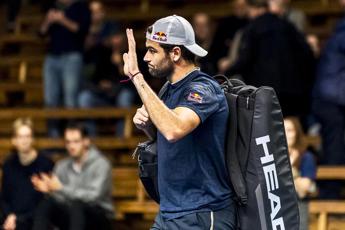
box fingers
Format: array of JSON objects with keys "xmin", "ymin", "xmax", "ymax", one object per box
[
  {"xmin": 139, "ymin": 105, "xmax": 149, "ymax": 117},
  {"xmin": 40, "ymin": 173, "xmax": 50, "ymax": 183},
  {"xmin": 133, "ymin": 106, "xmax": 150, "ymax": 128},
  {"xmin": 126, "ymin": 28, "xmax": 136, "ymax": 52},
  {"xmin": 123, "ymin": 53, "xmax": 128, "ymax": 63}
]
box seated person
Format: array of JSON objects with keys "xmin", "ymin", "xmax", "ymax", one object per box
[
  {"xmin": 284, "ymin": 116, "xmax": 317, "ymax": 230},
  {"xmin": 79, "ymin": 0, "xmax": 136, "ymax": 136},
  {"xmin": 1, "ymin": 118, "xmax": 54, "ymax": 230},
  {"xmin": 32, "ymin": 122, "xmax": 114, "ymax": 230}
]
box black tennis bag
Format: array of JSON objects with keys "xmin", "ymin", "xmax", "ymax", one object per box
[
  {"xmin": 134, "ymin": 140, "xmax": 160, "ymax": 203},
  {"xmin": 215, "ymin": 75, "xmax": 300, "ymax": 230}
]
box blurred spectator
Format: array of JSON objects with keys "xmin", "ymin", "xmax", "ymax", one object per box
[
  {"xmin": 312, "ymin": 0, "xmax": 345, "ymax": 199},
  {"xmin": 40, "ymin": 0, "xmax": 91, "ymax": 137},
  {"xmin": 284, "ymin": 117, "xmax": 317, "ymax": 230},
  {"xmin": 78, "ymin": 1, "xmax": 136, "ymax": 137},
  {"xmin": 225, "ymin": 0, "xmax": 315, "ymax": 121},
  {"xmin": 192, "ymin": 12, "xmax": 217, "ymax": 74},
  {"xmin": 5, "ymin": 0, "xmax": 21, "ymax": 32},
  {"xmin": 1, "ymin": 118, "xmax": 53, "ymax": 230},
  {"xmin": 206, "ymin": 0, "xmax": 248, "ymax": 75},
  {"xmin": 4, "ymin": 0, "xmax": 55, "ymax": 32},
  {"xmin": 268, "ymin": 0, "xmax": 306, "ymax": 32},
  {"xmin": 32, "ymin": 122, "xmax": 113, "ymax": 230}
]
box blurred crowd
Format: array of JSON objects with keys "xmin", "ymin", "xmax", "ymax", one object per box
[
  {"xmin": 0, "ymin": 0, "xmax": 345, "ymax": 229},
  {"xmin": 1, "ymin": 118, "xmax": 113, "ymax": 230}
]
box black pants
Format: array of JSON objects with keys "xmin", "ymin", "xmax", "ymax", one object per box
[{"xmin": 33, "ymin": 197, "xmax": 113, "ymax": 230}]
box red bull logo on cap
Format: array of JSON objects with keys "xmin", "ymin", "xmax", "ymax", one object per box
[{"xmin": 152, "ymin": 32, "xmax": 167, "ymax": 42}]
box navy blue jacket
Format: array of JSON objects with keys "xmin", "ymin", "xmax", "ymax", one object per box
[{"xmin": 313, "ymin": 17, "xmax": 345, "ymax": 105}]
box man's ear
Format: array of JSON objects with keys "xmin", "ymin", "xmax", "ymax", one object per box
[{"xmin": 170, "ymin": 46, "xmax": 182, "ymax": 62}]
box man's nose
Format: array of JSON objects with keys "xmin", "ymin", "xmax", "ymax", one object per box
[{"xmin": 143, "ymin": 52, "xmax": 150, "ymax": 63}]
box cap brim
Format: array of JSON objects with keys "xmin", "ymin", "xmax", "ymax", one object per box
[{"xmin": 185, "ymin": 44, "xmax": 208, "ymax": 57}]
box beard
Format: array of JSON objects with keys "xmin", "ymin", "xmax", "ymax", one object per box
[{"xmin": 148, "ymin": 56, "xmax": 174, "ymax": 79}]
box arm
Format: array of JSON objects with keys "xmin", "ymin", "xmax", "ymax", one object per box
[
  {"xmin": 40, "ymin": 10, "xmax": 55, "ymax": 35},
  {"xmin": 294, "ymin": 177, "xmax": 314, "ymax": 199},
  {"xmin": 53, "ymin": 10, "xmax": 79, "ymax": 33},
  {"xmin": 124, "ymin": 29, "xmax": 200, "ymax": 142},
  {"xmin": 56, "ymin": 13, "xmax": 79, "ymax": 33},
  {"xmin": 40, "ymin": 10, "xmax": 79, "ymax": 34},
  {"xmin": 295, "ymin": 152, "xmax": 317, "ymax": 199},
  {"xmin": 225, "ymin": 28, "xmax": 254, "ymax": 77},
  {"xmin": 3, "ymin": 214, "xmax": 16, "ymax": 230}
]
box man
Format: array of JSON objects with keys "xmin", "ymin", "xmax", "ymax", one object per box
[
  {"xmin": 1, "ymin": 118, "xmax": 53, "ymax": 230},
  {"xmin": 78, "ymin": 0, "xmax": 136, "ymax": 137},
  {"xmin": 31, "ymin": 123, "xmax": 113, "ymax": 230},
  {"xmin": 123, "ymin": 15, "xmax": 236, "ymax": 229},
  {"xmin": 40, "ymin": 0, "xmax": 91, "ymax": 137},
  {"xmin": 312, "ymin": 0, "xmax": 345, "ymax": 199},
  {"xmin": 225, "ymin": 0, "xmax": 315, "ymax": 121}
]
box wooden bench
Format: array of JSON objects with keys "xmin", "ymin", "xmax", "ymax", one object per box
[
  {"xmin": 0, "ymin": 83, "xmax": 43, "ymax": 106},
  {"xmin": 0, "ymin": 56, "xmax": 44, "ymax": 83},
  {"xmin": 112, "ymin": 167, "xmax": 158, "ymax": 220},
  {"xmin": 309, "ymin": 166, "xmax": 345, "ymax": 230},
  {"xmin": 0, "ymin": 107, "xmax": 138, "ymax": 138}
]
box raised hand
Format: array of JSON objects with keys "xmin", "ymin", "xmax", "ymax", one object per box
[{"xmin": 123, "ymin": 28, "xmax": 140, "ymax": 78}]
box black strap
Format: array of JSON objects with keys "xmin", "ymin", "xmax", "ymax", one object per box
[{"xmin": 158, "ymin": 81, "xmax": 169, "ymax": 99}]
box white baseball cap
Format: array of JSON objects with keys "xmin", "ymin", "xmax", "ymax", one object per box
[{"xmin": 146, "ymin": 15, "xmax": 208, "ymax": 57}]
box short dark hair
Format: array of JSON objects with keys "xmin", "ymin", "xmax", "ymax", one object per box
[
  {"xmin": 146, "ymin": 26, "xmax": 197, "ymax": 64},
  {"xmin": 64, "ymin": 121, "xmax": 89, "ymax": 138},
  {"xmin": 246, "ymin": 0, "xmax": 268, "ymax": 7}
]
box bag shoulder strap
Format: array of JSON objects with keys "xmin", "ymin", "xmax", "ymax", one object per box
[{"xmin": 158, "ymin": 81, "xmax": 169, "ymax": 99}]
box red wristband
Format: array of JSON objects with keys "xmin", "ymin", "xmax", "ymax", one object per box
[{"xmin": 120, "ymin": 71, "xmax": 141, "ymax": 83}]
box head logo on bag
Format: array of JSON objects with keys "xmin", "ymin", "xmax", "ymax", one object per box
[{"xmin": 256, "ymin": 135, "xmax": 285, "ymax": 230}]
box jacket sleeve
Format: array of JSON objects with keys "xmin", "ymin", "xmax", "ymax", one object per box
[{"xmin": 225, "ymin": 28, "xmax": 255, "ymax": 78}]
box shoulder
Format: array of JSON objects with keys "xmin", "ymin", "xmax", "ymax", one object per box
[
  {"xmin": 89, "ymin": 147, "xmax": 111, "ymax": 168},
  {"xmin": 190, "ymin": 72, "xmax": 222, "ymax": 92},
  {"xmin": 3, "ymin": 153, "xmax": 17, "ymax": 169},
  {"xmin": 55, "ymin": 157, "xmax": 71, "ymax": 170}
]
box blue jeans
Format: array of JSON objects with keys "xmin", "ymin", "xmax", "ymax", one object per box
[
  {"xmin": 151, "ymin": 206, "xmax": 237, "ymax": 230},
  {"xmin": 78, "ymin": 88, "xmax": 135, "ymax": 137},
  {"xmin": 44, "ymin": 52, "xmax": 82, "ymax": 137}
]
